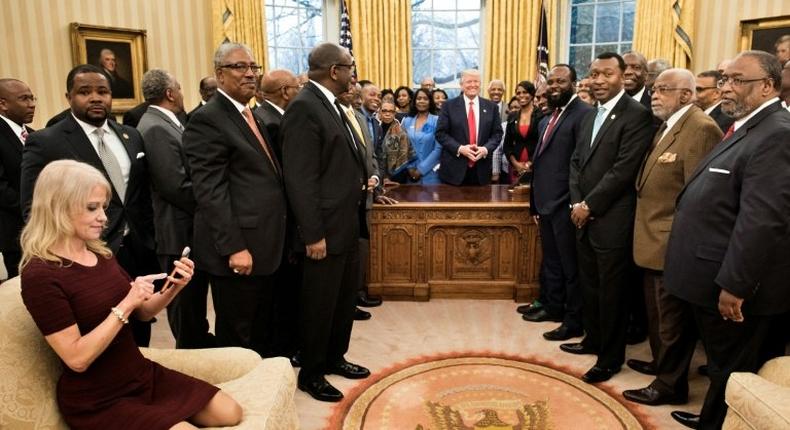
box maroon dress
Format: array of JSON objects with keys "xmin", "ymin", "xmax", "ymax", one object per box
[{"xmin": 21, "ymin": 255, "xmax": 219, "ymax": 430}]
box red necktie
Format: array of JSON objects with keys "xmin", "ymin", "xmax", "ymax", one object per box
[
  {"xmin": 242, "ymin": 107, "xmax": 280, "ymax": 174},
  {"xmin": 721, "ymin": 124, "xmax": 735, "ymax": 142},
  {"xmin": 537, "ymin": 108, "xmax": 561, "ymax": 156},
  {"xmin": 468, "ymin": 101, "xmax": 477, "ymax": 167},
  {"xmin": 20, "ymin": 128, "xmax": 28, "ymax": 143}
]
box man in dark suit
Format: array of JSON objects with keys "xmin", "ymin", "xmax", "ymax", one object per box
[
  {"xmin": 187, "ymin": 76, "xmax": 217, "ymax": 118},
  {"xmin": 281, "ymin": 42, "xmax": 370, "ymax": 402},
  {"xmin": 253, "ymin": 67, "xmax": 304, "ymax": 360},
  {"xmin": 254, "ymin": 68, "xmax": 300, "ymax": 161},
  {"xmin": 98, "ymin": 49, "xmax": 134, "ymax": 99},
  {"xmin": 526, "ymin": 65, "xmax": 593, "ymax": 341},
  {"xmin": 695, "ymin": 70, "xmax": 735, "ymax": 132},
  {"xmin": 436, "ymin": 69, "xmax": 503, "ymax": 185},
  {"xmin": 0, "ymin": 78, "xmax": 36, "ymax": 279},
  {"xmin": 183, "ymin": 43, "xmax": 285, "ymax": 358},
  {"xmin": 664, "ymin": 51, "xmax": 790, "ymax": 430},
  {"xmin": 622, "ymin": 69, "xmax": 721, "ymax": 406},
  {"xmin": 623, "ymin": 51, "xmax": 651, "ymax": 109},
  {"xmin": 122, "ymin": 101, "xmax": 150, "ymax": 128},
  {"xmin": 561, "ymin": 52, "xmax": 654, "ymax": 383},
  {"xmin": 136, "ymin": 68, "xmax": 214, "ymax": 349},
  {"xmin": 21, "ymin": 64, "xmax": 159, "ymax": 345}
]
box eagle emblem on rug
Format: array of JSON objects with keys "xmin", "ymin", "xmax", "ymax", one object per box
[{"xmin": 417, "ymin": 400, "xmax": 550, "ymax": 430}]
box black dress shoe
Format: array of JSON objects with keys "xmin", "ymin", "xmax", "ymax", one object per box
[
  {"xmin": 582, "ymin": 366, "xmax": 620, "ymax": 383},
  {"xmin": 542, "ymin": 325, "xmax": 583, "ymax": 341},
  {"xmin": 623, "ymin": 386, "xmax": 687, "ymax": 405},
  {"xmin": 354, "ymin": 307, "xmax": 371, "ymax": 320},
  {"xmin": 626, "ymin": 359, "xmax": 657, "ymax": 375},
  {"xmin": 298, "ymin": 376, "xmax": 344, "ymax": 402},
  {"xmin": 697, "ymin": 364, "xmax": 708, "ymax": 376},
  {"xmin": 560, "ymin": 342, "xmax": 596, "ymax": 355},
  {"xmin": 516, "ymin": 301, "xmax": 542, "ymax": 315},
  {"xmin": 358, "ymin": 291, "xmax": 382, "ymax": 307},
  {"xmin": 327, "ymin": 360, "xmax": 371, "ymax": 379},
  {"xmin": 522, "ymin": 308, "xmax": 563, "ymax": 322},
  {"xmin": 290, "ymin": 352, "xmax": 301, "ymax": 368},
  {"xmin": 670, "ymin": 411, "xmax": 699, "ymax": 429}
]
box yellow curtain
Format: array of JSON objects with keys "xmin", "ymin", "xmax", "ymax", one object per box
[
  {"xmin": 211, "ymin": 0, "xmax": 269, "ymax": 69},
  {"xmin": 484, "ymin": 0, "xmax": 553, "ymax": 97},
  {"xmin": 346, "ymin": 0, "xmax": 412, "ymax": 90},
  {"xmin": 633, "ymin": 0, "xmax": 695, "ymax": 68}
]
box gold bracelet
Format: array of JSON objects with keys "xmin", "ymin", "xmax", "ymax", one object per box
[{"xmin": 110, "ymin": 307, "xmax": 129, "ymax": 325}]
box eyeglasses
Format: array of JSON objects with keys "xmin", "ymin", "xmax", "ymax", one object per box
[
  {"xmin": 218, "ymin": 63, "xmax": 263, "ymax": 74},
  {"xmin": 333, "ymin": 63, "xmax": 356, "ymax": 72},
  {"xmin": 695, "ymin": 86, "xmax": 717, "ymax": 93},
  {"xmin": 281, "ymin": 84, "xmax": 303, "ymax": 91},
  {"xmin": 652, "ymin": 86, "xmax": 689, "ymax": 95},
  {"xmin": 379, "ymin": 109, "xmax": 396, "ymax": 114},
  {"xmin": 717, "ymin": 75, "xmax": 769, "ymax": 88}
]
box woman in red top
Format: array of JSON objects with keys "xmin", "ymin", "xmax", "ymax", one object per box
[
  {"xmin": 503, "ymin": 80, "xmax": 541, "ymax": 184},
  {"xmin": 20, "ymin": 160, "xmax": 242, "ymax": 430}
]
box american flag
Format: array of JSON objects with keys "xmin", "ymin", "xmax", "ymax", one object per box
[
  {"xmin": 535, "ymin": 0, "xmax": 549, "ymax": 86},
  {"xmin": 339, "ymin": 0, "xmax": 353, "ymax": 57}
]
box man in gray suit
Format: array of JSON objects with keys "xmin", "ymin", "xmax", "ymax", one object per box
[{"xmin": 137, "ymin": 69, "xmax": 214, "ymax": 349}]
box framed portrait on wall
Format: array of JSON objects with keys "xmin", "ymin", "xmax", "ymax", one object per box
[
  {"xmin": 70, "ymin": 23, "xmax": 147, "ymax": 113},
  {"xmin": 739, "ymin": 15, "xmax": 790, "ymax": 56}
]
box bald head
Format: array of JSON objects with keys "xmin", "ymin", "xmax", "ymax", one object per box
[
  {"xmin": 0, "ymin": 78, "xmax": 36, "ymax": 125},
  {"xmin": 259, "ymin": 69, "xmax": 300, "ymax": 109}
]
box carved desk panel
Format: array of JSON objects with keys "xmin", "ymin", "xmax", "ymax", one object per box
[{"xmin": 369, "ymin": 185, "xmax": 540, "ymax": 301}]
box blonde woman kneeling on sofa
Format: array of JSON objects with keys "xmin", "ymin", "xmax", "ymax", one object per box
[{"xmin": 19, "ymin": 160, "xmax": 242, "ymax": 430}]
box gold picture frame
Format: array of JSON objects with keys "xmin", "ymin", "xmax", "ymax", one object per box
[
  {"xmin": 70, "ymin": 23, "xmax": 148, "ymax": 113},
  {"xmin": 739, "ymin": 15, "xmax": 790, "ymax": 54}
]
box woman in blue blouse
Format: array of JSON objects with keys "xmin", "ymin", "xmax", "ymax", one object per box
[{"xmin": 401, "ymin": 88, "xmax": 442, "ymax": 184}]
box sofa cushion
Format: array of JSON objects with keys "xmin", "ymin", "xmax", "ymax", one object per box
[{"xmin": 725, "ymin": 371, "xmax": 790, "ymax": 430}]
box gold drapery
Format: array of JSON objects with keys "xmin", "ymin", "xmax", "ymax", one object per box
[
  {"xmin": 633, "ymin": 0, "xmax": 695, "ymax": 68},
  {"xmin": 211, "ymin": 0, "xmax": 269, "ymax": 69},
  {"xmin": 346, "ymin": 0, "xmax": 412, "ymax": 90},
  {"xmin": 483, "ymin": 0, "xmax": 554, "ymax": 97}
]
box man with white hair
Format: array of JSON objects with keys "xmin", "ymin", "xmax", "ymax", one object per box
[
  {"xmin": 98, "ymin": 48, "xmax": 133, "ymax": 98},
  {"xmin": 622, "ymin": 68, "xmax": 721, "ymax": 407},
  {"xmin": 436, "ymin": 69, "xmax": 503, "ymax": 185},
  {"xmin": 420, "ymin": 76, "xmax": 435, "ymax": 90}
]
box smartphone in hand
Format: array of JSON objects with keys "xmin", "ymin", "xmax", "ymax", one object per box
[{"xmin": 159, "ymin": 246, "xmax": 191, "ymax": 294}]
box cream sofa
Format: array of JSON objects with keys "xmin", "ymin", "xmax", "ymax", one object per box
[
  {"xmin": 723, "ymin": 356, "xmax": 790, "ymax": 429},
  {"xmin": 0, "ymin": 277, "xmax": 299, "ymax": 429}
]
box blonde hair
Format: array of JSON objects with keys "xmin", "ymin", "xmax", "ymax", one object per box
[{"xmin": 19, "ymin": 160, "xmax": 113, "ymax": 270}]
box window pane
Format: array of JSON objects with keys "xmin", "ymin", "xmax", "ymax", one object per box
[
  {"xmin": 595, "ymin": 3, "xmax": 620, "ymax": 43},
  {"xmin": 434, "ymin": 50, "xmax": 459, "ymax": 83},
  {"xmin": 619, "ymin": 42, "xmax": 632, "ymax": 54},
  {"xmin": 412, "ymin": 0, "xmax": 433, "ymax": 11},
  {"xmin": 266, "ymin": 1, "xmax": 323, "ymax": 74},
  {"xmin": 594, "ymin": 43, "xmax": 619, "ymax": 57},
  {"xmin": 621, "ymin": 1, "xmax": 635, "ymax": 41},
  {"xmin": 412, "ymin": 49, "xmax": 433, "ymax": 86},
  {"xmin": 569, "ymin": 45, "xmax": 592, "ymax": 77},
  {"xmin": 572, "ymin": 0, "xmax": 594, "ymax": 3},
  {"xmin": 432, "ymin": 11, "xmax": 456, "ymax": 47},
  {"xmin": 571, "ymin": 5, "xmax": 594, "ymax": 44},
  {"xmin": 412, "ymin": 11, "xmax": 434, "ymax": 48},
  {"xmin": 433, "ymin": 0, "xmax": 456, "ymax": 10},
  {"xmin": 456, "ymin": 11, "xmax": 480, "ymax": 49}
]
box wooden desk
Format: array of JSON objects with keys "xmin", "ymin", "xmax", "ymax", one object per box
[{"xmin": 368, "ymin": 184, "xmax": 540, "ymax": 301}]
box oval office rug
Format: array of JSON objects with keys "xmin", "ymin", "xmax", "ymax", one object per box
[{"xmin": 329, "ymin": 353, "xmax": 645, "ymax": 430}]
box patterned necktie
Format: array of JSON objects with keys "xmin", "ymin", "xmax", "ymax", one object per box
[
  {"xmin": 20, "ymin": 128, "xmax": 28, "ymax": 143},
  {"xmin": 591, "ymin": 106, "xmax": 607, "ymax": 146},
  {"xmin": 95, "ymin": 128, "xmax": 126, "ymax": 202},
  {"xmin": 467, "ymin": 100, "xmax": 477, "ymax": 167},
  {"xmin": 242, "ymin": 107, "xmax": 280, "ymax": 174},
  {"xmin": 344, "ymin": 107, "xmax": 366, "ymax": 147},
  {"xmin": 537, "ymin": 108, "xmax": 562, "ymax": 156},
  {"xmin": 721, "ymin": 124, "xmax": 735, "ymax": 142}
]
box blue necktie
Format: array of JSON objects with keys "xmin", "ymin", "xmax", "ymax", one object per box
[{"xmin": 591, "ymin": 106, "xmax": 607, "ymax": 146}]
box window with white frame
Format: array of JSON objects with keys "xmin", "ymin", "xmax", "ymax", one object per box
[
  {"xmin": 568, "ymin": 0, "xmax": 636, "ymax": 78},
  {"xmin": 411, "ymin": 0, "xmax": 482, "ymax": 96},
  {"xmin": 265, "ymin": 0, "xmax": 324, "ymax": 74}
]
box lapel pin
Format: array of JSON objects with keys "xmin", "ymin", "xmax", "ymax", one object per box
[
  {"xmin": 610, "ymin": 114, "xmax": 616, "ymax": 120},
  {"xmin": 483, "ymin": 109, "xmax": 487, "ymax": 113},
  {"xmin": 122, "ymin": 133, "xmax": 129, "ymax": 139}
]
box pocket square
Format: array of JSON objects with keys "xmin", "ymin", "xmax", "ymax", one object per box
[
  {"xmin": 136, "ymin": 152, "xmax": 145, "ymax": 159},
  {"xmin": 657, "ymin": 152, "xmax": 677, "ymax": 163},
  {"xmin": 708, "ymin": 167, "xmax": 730, "ymax": 174}
]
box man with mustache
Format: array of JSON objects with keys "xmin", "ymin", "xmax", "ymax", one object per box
[
  {"xmin": 20, "ymin": 64, "xmax": 158, "ymax": 345},
  {"xmin": 663, "ymin": 51, "xmax": 790, "ymax": 429},
  {"xmin": 183, "ymin": 43, "xmax": 286, "ymax": 358}
]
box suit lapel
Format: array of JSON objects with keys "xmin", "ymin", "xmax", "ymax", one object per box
[
  {"xmin": 0, "ymin": 120, "xmax": 23, "ymax": 155},
  {"xmin": 148, "ymin": 106, "xmax": 184, "ymax": 135},
  {"xmin": 456, "ymin": 97, "xmax": 470, "ymax": 144},
  {"xmin": 582, "ymin": 96, "xmax": 629, "ymax": 168},
  {"xmin": 305, "ymin": 82, "xmax": 365, "ymax": 169},
  {"xmin": 539, "ymin": 97, "xmax": 580, "ymax": 158},
  {"xmin": 637, "ymin": 106, "xmax": 696, "ymax": 189},
  {"xmin": 61, "ymin": 116, "xmax": 124, "ymax": 204}
]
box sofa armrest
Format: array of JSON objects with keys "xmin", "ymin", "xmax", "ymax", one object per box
[
  {"xmin": 724, "ymin": 371, "xmax": 790, "ymax": 430},
  {"xmin": 756, "ymin": 356, "xmax": 790, "ymax": 387},
  {"xmin": 140, "ymin": 347, "xmax": 262, "ymax": 385}
]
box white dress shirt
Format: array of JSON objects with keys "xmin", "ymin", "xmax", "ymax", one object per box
[
  {"xmin": 704, "ymin": 101, "xmax": 721, "ymax": 115},
  {"xmin": 150, "ymin": 105, "xmax": 183, "ymax": 129},
  {"xmin": 71, "ymin": 114, "xmax": 131, "ymax": 184},
  {"xmin": 732, "ymin": 97, "xmax": 780, "ymax": 132}
]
